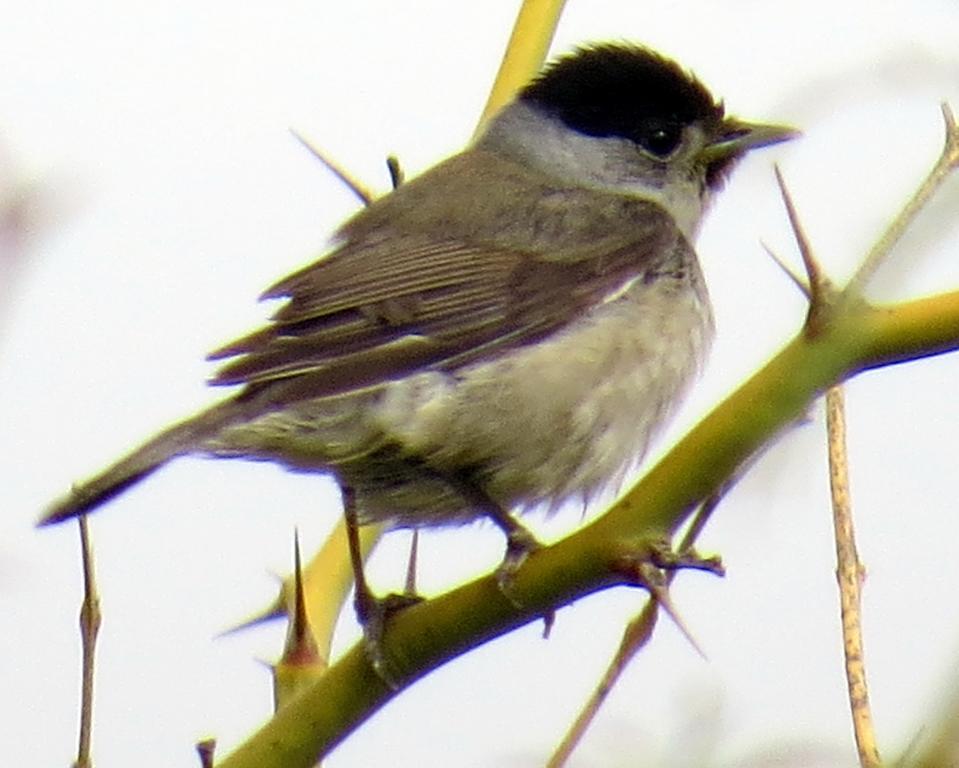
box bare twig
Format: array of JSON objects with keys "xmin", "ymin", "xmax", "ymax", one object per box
[
  {"xmin": 777, "ymin": 163, "xmax": 882, "ymax": 767},
  {"xmin": 823, "ymin": 106, "xmax": 959, "ymax": 766},
  {"xmin": 546, "ymin": 602, "xmax": 657, "ymax": 768},
  {"xmin": 848, "ymin": 103, "xmax": 959, "ymax": 295},
  {"xmin": 547, "ymin": 490, "xmax": 726, "ymax": 768},
  {"xmin": 826, "ymin": 387, "xmax": 881, "ymax": 768},
  {"xmin": 74, "ymin": 516, "xmax": 100, "ymax": 768}
]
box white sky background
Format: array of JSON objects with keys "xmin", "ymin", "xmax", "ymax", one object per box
[{"xmin": 3, "ymin": 1, "xmax": 959, "ymax": 766}]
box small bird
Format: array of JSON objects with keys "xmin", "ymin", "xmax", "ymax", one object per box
[{"xmin": 42, "ymin": 43, "xmax": 793, "ymax": 635}]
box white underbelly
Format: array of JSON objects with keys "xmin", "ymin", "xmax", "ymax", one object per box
[{"xmin": 373, "ymin": 275, "xmax": 713, "ymax": 512}]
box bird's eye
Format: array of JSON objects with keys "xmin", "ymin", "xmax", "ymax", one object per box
[{"xmin": 640, "ymin": 123, "xmax": 682, "ymax": 157}]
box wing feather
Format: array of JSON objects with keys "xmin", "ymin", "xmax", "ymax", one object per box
[{"xmin": 212, "ymin": 149, "xmax": 688, "ymax": 400}]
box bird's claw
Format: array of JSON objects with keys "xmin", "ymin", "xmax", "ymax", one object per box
[
  {"xmin": 495, "ymin": 527, "xmax": 541, "ymax": 601},
  {"xmin": 356, "ymin": 590, "xmax": 423, "ymax": 689}
]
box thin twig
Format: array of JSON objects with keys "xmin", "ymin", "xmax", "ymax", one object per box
[
  {"xmin": 847, "ymin": 103, "xmax": 959, "ymax": 295},
  {"xmin": 545, "ymin": 601, "xmax": 656, "ymax": 768},
  {"xmin": 777, "ymin": 160, "xmax": 882, "ymax": 766},
  {"xmin": 74, "ymin": 516, "xmax": 100, "ymax": 768},
  {"xmin": 773, "ymin": 110, "xmax": 959, "ymax": 767},
  {"xmin": 826, "ymin": 387, "xmax": 881, "ymax": 767},
  {"xmin": 546, "ymin": 490, "xmax": 726, "ymax": 768}
]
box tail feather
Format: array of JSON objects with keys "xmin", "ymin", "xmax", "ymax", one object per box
[{"xmin": 39, "ymin": 400, "xmax": 247, "ymax": 526}]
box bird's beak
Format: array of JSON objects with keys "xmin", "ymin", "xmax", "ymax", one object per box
[{"xmin": 701, "ymin": 118, "xmax": 799, "ymax": 164}]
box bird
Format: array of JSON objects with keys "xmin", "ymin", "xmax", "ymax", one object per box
[{"xmin": 42, "ymin": 42, "xmax": 794, "ymax": 643}]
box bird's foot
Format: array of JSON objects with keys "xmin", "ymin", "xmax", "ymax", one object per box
[
  {"xmin": 613, "ymin": 539, "xmax": 725, "ymax": 658},
  {"xmin": 355, "ymin": 587, "xmax": 423, "ymax": 688},
  {"xmin": 494, "ymin": 527, "xmax": 556, "ymax": 635},
  {"xmin": 495, "ymin": 525, "xmax": 541, "ymax": 598}
]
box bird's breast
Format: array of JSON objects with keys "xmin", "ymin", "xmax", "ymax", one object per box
[{"xmin": 373, "ymin": 264, "xmax": 714, "ymax": 513}]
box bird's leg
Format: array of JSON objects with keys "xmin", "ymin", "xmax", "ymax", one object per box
[
  {"xmin": 342, "ymin": 485, "xmax": 419, "ymax": 687},
  {"xmin": 486, "ymin": 504, "xmax": 542, "ymax": 593},
  {"xmin": 445, "ymin": 473, "xmax": 542, "ymax": 599},
  {"xmin": 343, "ymin": 485, "xmax": 375, "ymax": 627},
  {"xmin": 453, "ymin": 479, "xmax": 554, "ymax": 632}
]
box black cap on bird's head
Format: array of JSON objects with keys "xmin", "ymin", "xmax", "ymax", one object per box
[
  {"xmin": 521, "ymin": 44, "xmax": 723, "ymax": 155},
  {"xmin": 520, "ymin": 43, "xmax": 796, "ymax": 188}
]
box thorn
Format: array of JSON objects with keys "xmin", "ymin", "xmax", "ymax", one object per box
[
  {"xmin": 196, "ymin": 739, "xmax": 216, "ymax": 768},
  {"xmin": 942, "ymin": 102, "xmax": 957, "ymax": 136},
  {"xmin": 650, "ymin": 547, "xmax": 725, "ymax": 579},
  {"xmin": 216, "ymin": 602, "xmax": 285, "ymax": 637},
  {"xmin": 761, "ymin": 240, "xmax": 811, "ymax": 299},
  {"xmin": 773, "ymin": 165, "xmax": 823, "ymax": 297},
  {"xmin": 541, "ymin": 609, "xmax": 556, "ymax": 639},
  {"xmin": 773, "ymin": 164, "xmax": 838, "ymax": 333},
  {"xmin": 404, "ymin": 529, "xmax": 419, "ymax": 597},
  {"xmin": 645, "ymin": 568, "xmax": 708, "ymax": 661},
  {"xmin": 941, "ymin": 102, "xmax": 959, "ymax": 170},
  {"xmin": 285, "ymin": 528, "xmax": 318, "ymax": 659},
  {"xmin": 613, "ymin": 544, "xmax": 722, "ymax": 660},
  {"xmin": 288, "ymin": 128, "xmax": 375, "ymax": 205},
  {"xmin": 386, "ymin": 154, "xmax": 405, "ymax": 189}
]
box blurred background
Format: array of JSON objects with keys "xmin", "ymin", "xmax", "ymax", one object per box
[{"xmin": 2, "ymin": 2, "xmax": 959, "ymax": 765}]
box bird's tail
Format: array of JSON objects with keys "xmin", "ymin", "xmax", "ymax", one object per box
[{"xmin": 39, "ymin": 400, "xmax": 248, "ymax": 526}]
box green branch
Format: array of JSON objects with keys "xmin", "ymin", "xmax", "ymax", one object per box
[
  {"xmin": 215, "ymin": 288, "xmax": 959, "ymax": 767},
  {"xmin": 214, "ymin": 33, "xmax": 959, "ymax": 768}
]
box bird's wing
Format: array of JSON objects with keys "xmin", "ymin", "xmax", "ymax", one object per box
[{"xmin": 209, "ymin": 150, "xmax": 689, "ymax": 402}]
